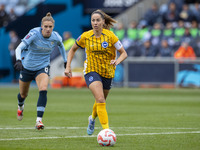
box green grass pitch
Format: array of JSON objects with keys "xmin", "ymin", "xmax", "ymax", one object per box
[{"xmin": 0, "ymin": 87, "xmax": 200, "ymax": 150}]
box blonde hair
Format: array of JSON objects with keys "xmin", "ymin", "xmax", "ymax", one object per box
[
  {"xmin": 91, "ymin": 9, "xmax": 117, "ymax": 30},
  {"xmin": 41, "ymin": 12, "xmax": 55, "ymax": 25}
]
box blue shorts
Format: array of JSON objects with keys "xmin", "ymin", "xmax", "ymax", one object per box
[
  {"xmin": 19, "ymin": 66, "xmax": 50, "ymax": 82},
  {"xmin": 84, "ymin": 72, "xmax": 112, "ymax": 90}
]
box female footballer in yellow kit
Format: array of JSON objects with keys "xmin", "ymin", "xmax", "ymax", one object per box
[{"xmin": 64, "ymin": 9, "xmax": 127, "ymax": 135}]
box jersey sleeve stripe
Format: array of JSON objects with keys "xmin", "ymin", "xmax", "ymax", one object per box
[{"xmin": 75, "ymin": 41, "xmax": 83, "ymax": 49}]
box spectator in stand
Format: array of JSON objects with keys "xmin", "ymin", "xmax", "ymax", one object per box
[
  {"xmin": 143, "ymin": 2, "xmax": 160, "ymax": 26},
  {"xmin": 181, "ymin": 25, "xmax": 193, "ymax": 43},
  {"xmin": 137, "ymin": 20, "xmax": 149, "ymax": 40},
  {"xmin": 174, "ymin": 40, "xmax": 196, "ymax": 60},
  {"xmin": 190, "ymin": 20, "xmax": 199, "ymax": 39},
  {"xmin": 124, "ymin": 20, "xmax": 138, "ymax": 55},
  {"xmin": 148, "ymin": 22, "xmax": 162, "ymax": 48},
  {"xmin": 192, "ymin": 38, "xmax": 200, "ymax": 57},
  {"xmin": 174, "ymin": 20, "xmax": 185, "ymax": 48},
  {"xmin": 63, "ymin": 31, "xmax": 75, "ymax": 52},
  {"xmin": 8, "ymin": 30, "xmax": 21, "ymax": 82},
  {"xmin": 168, "ymin": 0, "xmax": 183, "ymax": 13},
  {"xmin": 162, "ymin": 22, "xmax": 176, "ymax": 50},
  {"xmin": 191, "ymin": 2, "xmax": 200, "ymax": 23},
  {"xmin": 127, "ymin": 20, "xmax": 138, "ymax": 41},
  {"xmin": 8, "ymin": 8, "xmax": 17, "ymax": 22},
  {"xmin": 162, "ymin": 22, "xmax": 174, "ymax": 38},
  {"xmin": 140, "ymin": 40, "xmax": 158, "ymax": 57},
  {"xmin": 114, "ymin": 22, "xmax": 125, "ymax": 41},
  {"xmin": 126, "ymin": 43, "xmax": 140, "ymax": 57},
  {"xmin": 189, "ymin": 21, "xmax": 200, "ymax": 57},
  {"xmin": 0, "ymin": 4, "xmax": 9, "ymax": 27},
  {"xmin": 179, "ymin": 3, "xmax": 195, "ymax": 23},
  {"xmin": 125, "ymin": 21, "xmax": 140, "ymax": 57},
  {"xmin": 159, "ymin": 39, "xmax": 173, "ymax": 57},
  {"xmin": 162, "ymin": 2, "xmax": 179, "ymax": 25}
]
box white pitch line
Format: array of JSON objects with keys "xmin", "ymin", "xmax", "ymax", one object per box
[
  {"xmin": 0, "ymin": 127, "xmax": 198, "ymax": 130},
  {"xmin": 0, "ymin": 127, "xmax": 87, "ymax": 130},
  {"xmin": 111, "ymin": 127, "xmax": 199, "ymax": 130},
  {"xmin": 117, "ymin": 131, "xmax": 200, "ymax": 136},
  {"xmin": 0, "ymin": 135, "xmax": 96, "ymax": 141},
  {"xmin": 0, "ymin": 131, "xmax": 200, "ymax": 141}
]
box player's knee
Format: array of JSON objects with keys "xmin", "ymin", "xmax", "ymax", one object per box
[
  {"xmin": 96, "ymin": 97, "xmax": 105, "ymax": 103},
  {"xmin": 39, "ymin": 86, "xmax": 48, "ymax": 91}
]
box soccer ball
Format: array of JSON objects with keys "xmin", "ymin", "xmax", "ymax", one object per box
[{"xmin": 97, "ymin": 129, "xmax": 116, "ymax": 146}]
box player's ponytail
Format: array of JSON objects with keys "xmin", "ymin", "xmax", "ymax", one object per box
[
  {"xmin": 41, "ymin": 12, "xmax": 55, "ymax": 25},
  {"xmin": 92, "ymin": 9, "xmax": 117, "ymax": 30}
]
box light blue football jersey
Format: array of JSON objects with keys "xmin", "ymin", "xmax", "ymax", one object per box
[{"xmin": 21, "ymin": 27, "xmax": 67, "ymax": 71}]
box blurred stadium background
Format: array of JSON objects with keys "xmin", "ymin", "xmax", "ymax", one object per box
[
  {"xmin": 0, "ymin": 0, "xmax": 200, "ymax": 88},
  {"xmin": 1, "ymin": 1, "xmax": 200, "ymax": 149}
]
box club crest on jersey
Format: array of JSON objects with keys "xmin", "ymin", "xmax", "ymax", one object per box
[{"xmin": 102, "ymin": 41, "xmax": 108, "ymax": 48}]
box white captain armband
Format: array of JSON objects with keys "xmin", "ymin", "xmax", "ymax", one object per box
[{"xmin": 114, "ymin": 40, "xmax": 123, "ymax": 50}]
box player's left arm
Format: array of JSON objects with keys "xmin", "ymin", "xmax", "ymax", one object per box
[
  {"xmin": 58, "ymin": 42, "xmax": 67, "ymax": 62},
  {"xmin": 58, "ymin": 42, "xmax": 67, "ymax": 68},
  {"xmin": 110, "ymin": 41, "xmax": 128, "ymax": 66},
  {"xmin": 55, "ymin": 32, "xmax": 67, "ymax": 63}
]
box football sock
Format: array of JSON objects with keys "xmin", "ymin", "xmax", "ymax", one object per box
[
  {"xmin": 97, "ymin": 103, "xmax": 109, "ymax": 129},
  {"xmin": 18, "ymin": 105, "xmax": 24, "ymax": 111},
  {"xmin": 92, "ymin": 101, "xmax": 97, "ymax": 120},
  {"xmin": 37, "ymin": 90, "xmax": 47, "ymax": 118},
  {"xmin": 17, "ymin": 93, "xmax": 25, "ymax": 107},
  {"xmin": 36, "ymin": 117, "xmax": 42, "ymax": 122}
]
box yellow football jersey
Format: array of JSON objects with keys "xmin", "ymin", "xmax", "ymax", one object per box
[{"xmin": 76, "ymin": 29, "xmax": 119, "ymax": 78}]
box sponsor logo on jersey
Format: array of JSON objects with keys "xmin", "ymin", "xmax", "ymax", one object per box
[{"xmin": 102, "ymin": 41, "xmax": 108, "ymax": 48}]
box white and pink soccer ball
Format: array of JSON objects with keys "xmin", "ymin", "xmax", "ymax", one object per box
[{"xmin": 97, "ymin": 129, "xmax": 116, "ymax": 146}]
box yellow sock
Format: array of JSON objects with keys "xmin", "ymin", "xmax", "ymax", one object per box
[
  {"xmin": 92, "ymin": 101, "xmax": 97, "ymax": 119},
  {"xmin": 97, "ymin": 103, "xmax": 109, "ymax": 129}
]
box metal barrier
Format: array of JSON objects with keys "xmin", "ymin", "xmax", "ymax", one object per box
[{"xmin": 123, "ymin": 57, "xmax": 200, "ymax": 88}]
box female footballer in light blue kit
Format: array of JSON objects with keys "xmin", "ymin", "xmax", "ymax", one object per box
[{"xmin": 14, "ymin": 12, "xmax": 67, "ymax": 130}]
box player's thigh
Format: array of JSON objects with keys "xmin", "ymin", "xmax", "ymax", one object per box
[
  {"xmin": 89, "ymin": 81, "xmax": 105, "ymax": 103},
  {"xmin": 35, "ymin": 73, "xmax": 49, "ymax": 91},
  {"xmin": 19, "ymin": 80, "xmax": 31, "ymax": 98}
]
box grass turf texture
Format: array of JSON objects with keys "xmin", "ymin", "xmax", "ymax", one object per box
[{"xmin": 0, "ymin": 87, "xmax": 200, "ymax": 150}]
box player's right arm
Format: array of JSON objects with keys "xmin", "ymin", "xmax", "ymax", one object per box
[
  {"xmin": 14, "ymin": 30, "xmax": 36, "ymax": 71},
  {"xmin": 64, "ymin": 43, "xmax": 79, "ymax": 78},
  {"xmin": 15, "ymin": 42, "xmax": 26, "ymax": 61},
  {"xmin": 14, "ymin": 42, "xmax": 26, "ymax": 71},
  {"xmin": 65, "ymin": 33, "xmax": 86, "ymax": 78},
  {"xmin": 15, "ymin": 29, "xmax": 37, "ymax": 61}
]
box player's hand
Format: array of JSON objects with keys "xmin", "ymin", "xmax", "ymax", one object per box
[
  {"xmin": 64, "ymin": 67, "xmax": 72, "ymax": 78},
  {"xmin": 110, "ymin": 60, "xmax": 118, "ymax": 66},
  {"xmin": 14, "ymin": 60, "xmax": 24, "ymax": 71},
  {"xmin": 64, "ymin": 62, "xmax": 67, "ymax": 69}
]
